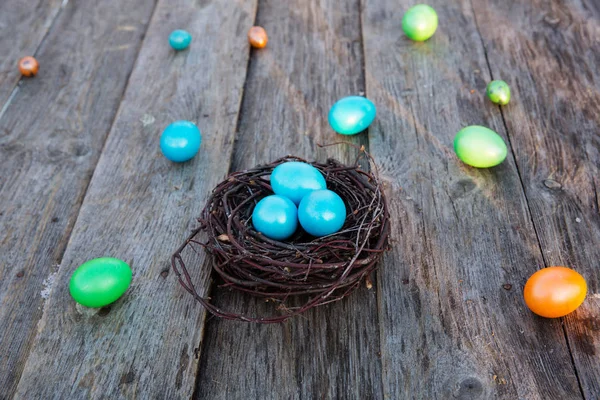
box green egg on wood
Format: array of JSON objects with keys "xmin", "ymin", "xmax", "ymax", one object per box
[
  {"xmin": 486, "ymin": 80, "xmax": 511, "ymax": 105},
  {"xmin": 69, "ymin": 257, "xmax": 132, "ymax": 308},
  {"xmin": 402, "ymin": 4, "xmax": 438, "ymax": 42},
  {"xmin": 453, "ymin": 126, "xmax": 507, "ymax": 168}
]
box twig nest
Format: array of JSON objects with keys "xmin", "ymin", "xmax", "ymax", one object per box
[{"xmin": 172, "ymin": 153, "xmax": 391, "ymax": 323}]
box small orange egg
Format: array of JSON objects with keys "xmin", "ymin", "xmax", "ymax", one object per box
[
  {"xmin": 248, "ymin": 26, "xmax": 268, "ymax": 49},
  {"xmin": 19, "ymin": 56, "xmax": 39, "ymax": 77}
]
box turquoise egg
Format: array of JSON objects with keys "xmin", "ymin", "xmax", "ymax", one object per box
[
  {"xmin": 270, "ymin": 161, "xmax": 327, "ymax": 205},
  {"xmin": 453, "ymin": 125, "xmax": 508, "ymax": 168},
  {"xmin": 328, "ymin": 96, "xmax": 376, "ymax": 135},
  {"xmin": 252, "ymin": 195, "xmax": 298, "ymax": 240},
  {"xmin": 69, "ymin": 257, "xmax": 132, "ymax": 308},
  {"xmin": 169, "ymin": 30, "xmax": 192, "ymax": 50},
  {"xmin": 298, "ymin": 190, "xmax": 346, "ymax": 237},
  {"xmin": 160, "ymin": 120, "xmax": 201, "ymax": 162}
]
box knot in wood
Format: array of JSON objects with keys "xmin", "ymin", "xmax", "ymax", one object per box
[{"xmin": 543, "ymin": 179, "xmax": 562, "ymax": 190}]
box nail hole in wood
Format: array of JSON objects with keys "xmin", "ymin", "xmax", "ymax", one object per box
[
  {"xmin": 120, "ymin": 370, "xmax": 135, "ymax": 385},
  {"xmin": 455, "ymin": 377, "xmax": 484, "ymax": 397}
]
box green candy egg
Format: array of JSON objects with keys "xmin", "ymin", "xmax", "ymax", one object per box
[
  {"xmin": 453, "ymin": 126, "xmax": 508, "ymax": 168},
  {"xmin": 402, "ymin": 4, "xmax": 438, "ymax": 42},
  {"xmin": 486, "ymin": 80, "xmax": 511, "ymax": 105},
  {"xmin": 69, "ymin": 257, "xmax": 132, "ymax": 308}
]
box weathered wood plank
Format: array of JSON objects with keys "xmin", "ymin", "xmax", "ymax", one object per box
[
  {"xmin": 195, "ymin": 0, "xmax": 382, "ymax": 398},
  {"xmin": 12, "ymin": 0, "xmax": 257, "ymax": 398},
  {"xmin": 0, "ymin": 0, "xmax": 157, "ymax": 396},
  {"xmin": 363, "ymin": 0, "xmax": 583, "ymax": 398},
  {"xmin": 472, "ymin": 0, "xmax": 600, "ymax": 396},
  {"xmin": 0, "ymin": 0, "xmax": 62, "ymax": 110}
]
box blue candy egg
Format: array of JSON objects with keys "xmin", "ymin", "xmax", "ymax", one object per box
[
  {"xmin": 252, "ymin": 195, "xmax": 298, "ymax": 240},
  {"xmin": 160, "ymin": 120, "xmax": 201, "ymax": 162},
  {"xmin": 169, "ymin": 29, "xmax": 192, "ymax": 50},
  {"xmin": 270, "ymin": 162, "xmax": 327, "ymax": 205},
  {"xmin": 298, "ymin": 190, "xmax": 346, "ymax": 237},
  {"xmin": 328, "ymin": 96, "xmax": 376, "ymax": 135}
]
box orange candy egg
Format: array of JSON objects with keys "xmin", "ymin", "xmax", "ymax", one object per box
[
  {"xmin": 524, "ymin": 266, "xmax": 587, "ymax": 318},
  {"xmin": 248, "ymin": 26, "xmax": 268, "ymax": 48},
  {"xmin": 18, "ymin": 56, "xmax": 39, "ymax": 77}
]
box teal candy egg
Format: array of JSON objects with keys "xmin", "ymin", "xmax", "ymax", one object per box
[
  {"xmin": 298, "ymin": 190, "xmax": 346, "ymax": 237},
  {"xmin": 453, "ymin": 125, "xmax": 508, "ymax": 168},
  {"xmin": 160, "ymin": 120, "xmax": 202, "ymax": 162},
  {"xmin": 69, "ymin": 257, "xmax": 132, "ymax": 308},
  {"xmin": 402, "ymin": 5, "xmax": 438, "ymax": 42},
  {"xmin": 252, "ymin": 195, "xmax": 298, "ymax": 240},
  {"xmin": 169, "ymin": 30, "xmax": 192, "ymax": 50},
  {"xmin": 328, "ymin": 96, "xmax": 376, "ymax": 135},
  {"xmin": 270, "ymin": 161, "xmax": 327, "ymax": 205},
  {"xmin": 486, "ymin": 80, "xmax": 511, "ymax": 105}
]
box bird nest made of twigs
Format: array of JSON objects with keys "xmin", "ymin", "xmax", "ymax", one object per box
[{"xmin": 171, "ymin": 150, "xmax": 391, "ymax": 323}]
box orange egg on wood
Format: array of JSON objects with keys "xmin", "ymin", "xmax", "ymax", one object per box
[
  {"xmin": 524, "ymin": 266, "xmax": 587, "ymax": 318},
  {"xmin": 248, "ymin": 26, "xmax": 268, "ymax": 48},
  {"xmin": 18, "ymin": 56, "xmax": 39, "ymax": 77}
]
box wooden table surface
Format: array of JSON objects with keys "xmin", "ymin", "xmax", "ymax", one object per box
[{"xmin": 1, "ymin": 0, "xmax": 599, "ymax": 398}]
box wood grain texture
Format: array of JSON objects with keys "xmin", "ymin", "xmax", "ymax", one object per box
[
  {"xmin": 0, "ymin": 0, "xmax": 157, "ymax": 396},
  {"xmin": 363, "ymin": 0, "xmax": 583, "ymax": 398},
  {"xmin": 195, "ymin": 0, "xmax": 382, "ymax": 398},
  {"xmin": 13, "ymin": 0, "xmax": 256, "ymax": 398},
  {"xmin": 471, "ymin": 0, "xmax": 600, "ymax": 397},
  {"xmin": 0, "ymin": 0, "xmax": 63, "ymax": 110}
]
